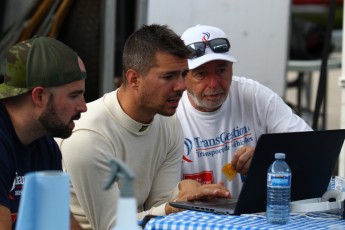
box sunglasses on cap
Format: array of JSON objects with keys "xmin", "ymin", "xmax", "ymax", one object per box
[{"xmin": 186, "ymin": 38, "xmax": 230, "ymax": 59}]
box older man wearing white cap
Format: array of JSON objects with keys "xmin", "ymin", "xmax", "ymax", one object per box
[{"xmin": 176, "ymin": 25, "xmax": 312, "ymax": 198}]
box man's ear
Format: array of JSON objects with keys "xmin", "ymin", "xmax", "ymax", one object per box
[
  {"xmin": 125, "ymin": 69, "xmax": 140, "ymax": 89},
  {"xmin": 31, "ymin": 87, "xmax": 48, "ymax": 107}
]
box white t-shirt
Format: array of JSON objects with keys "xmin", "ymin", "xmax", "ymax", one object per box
[{"xmin": 176, "ymin": 76, "xmax": 312, "ymax": 198}]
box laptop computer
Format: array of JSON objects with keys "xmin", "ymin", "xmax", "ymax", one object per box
[{"xmin": 169, "ymin": 129, "xmax": 345, "ymax": 215}]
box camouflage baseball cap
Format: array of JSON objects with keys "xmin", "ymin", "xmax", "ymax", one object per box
[{"xmin": 0, "ymin": 36, "xmax": 87, "ymax": 99}]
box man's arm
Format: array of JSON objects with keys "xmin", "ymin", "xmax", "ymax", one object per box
[
  {"xmin": 59, "ymin": 131, "xmax": 117, "ymax": 230},
  {"xmin": 0, "ymin": 204, "xmax": 11, "ymax": 230}
]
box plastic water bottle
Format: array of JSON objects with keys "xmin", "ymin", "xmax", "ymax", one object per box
[{"xmin": 266, "ymin": 153, "xmax": 291, "ymax": 224}]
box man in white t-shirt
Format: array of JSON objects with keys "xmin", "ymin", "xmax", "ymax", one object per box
[{"xmin": 177, "ymin": 25, "xmax": 312, "ymax": 198}]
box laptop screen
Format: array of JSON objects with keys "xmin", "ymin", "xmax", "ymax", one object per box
[{"xmin": 234, "ymin": 129, "xmax": 345, "ymax": 215}]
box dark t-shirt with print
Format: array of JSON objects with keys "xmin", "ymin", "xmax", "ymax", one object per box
[{"xmin": 0, "ymin": 103, "xmax": 62, "ymax": 229}]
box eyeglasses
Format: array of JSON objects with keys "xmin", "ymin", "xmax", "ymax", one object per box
[{"xmin": 186, "ymin": 38, "xmax": 230, "ymax": 59}]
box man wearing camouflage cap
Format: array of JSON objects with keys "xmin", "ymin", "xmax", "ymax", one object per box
[{"xmin": 0, "ymin": 36, "xmax": 87, "ymax": 230}]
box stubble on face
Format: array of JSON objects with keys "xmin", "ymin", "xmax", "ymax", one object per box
[
  {"xmin": 137, "ymin": 53, "xmax": 187, "ymax": 118},
  {"xmin": 187, "ymin": 89, "xmax": 226, "ymax": 112},
  {"xmin": 139, "ymin": 80, "xmax": 183, "ymax": 117},
  {"xmin": 38, "ymin": 94, "xmax": 80, "ymax": 138},
  {"xmin": 186, "ymin": 60, "xmax": 232, "ymax": 112}
]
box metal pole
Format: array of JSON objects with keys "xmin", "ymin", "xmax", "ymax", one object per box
[
  {"xmin": 337, "ymin": 2, "xmax": 345, "ymax": 177},
  {"xmin": 135, "ymin": 0, "xmax": 148, "ymax": 30},
  {"xmin": 99, "ymin": 0, "xmax": 116, "ymax": 95}
]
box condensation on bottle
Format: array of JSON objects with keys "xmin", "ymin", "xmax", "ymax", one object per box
[{"xmin": 266, "ymin": 152, "xmax": 291, "ymax": 225}]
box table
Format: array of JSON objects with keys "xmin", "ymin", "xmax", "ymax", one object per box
[{"xmin": 144, "ymin": 210, "xmax": 345, "ymax": 230}]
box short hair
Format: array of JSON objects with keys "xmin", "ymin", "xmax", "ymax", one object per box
[{"xmin": 122, "ymin": 24, "xmax": 190, "ymax": 81}]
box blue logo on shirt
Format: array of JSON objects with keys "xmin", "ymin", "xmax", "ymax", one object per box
[{"xmin": 183, "ymin": 126, "xmax": 254, "ymax": 160}]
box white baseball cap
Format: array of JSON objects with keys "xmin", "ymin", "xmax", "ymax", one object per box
[{"xmin": 181, "ymin": 25, "xmax": 237, "ymax": 69}]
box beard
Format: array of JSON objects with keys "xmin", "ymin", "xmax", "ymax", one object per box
[
  {"xmin": 140, "ymin": 89, "xmax": 183, "ymax": 117},
  {"xmin": 38, "ymin": 95, "xmax": 79, "ymax": 138},
  {"xmin": 188, "ymin": 89, "xmax": 226, "ymax": 112}
]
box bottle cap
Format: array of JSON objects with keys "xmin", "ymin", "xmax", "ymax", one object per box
[{"xmin": 275, "ymin": 153, "xmax": 286, "ymax": 159}]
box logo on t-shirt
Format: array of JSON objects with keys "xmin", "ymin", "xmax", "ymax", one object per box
[
  {"xmin": 182, "ymin": 126, "xmax": 253, "ymax": 162},
  {"xmin": 9, "ymin": 172, "xmax": 24, "ymax": 199},
  {"xmin": 183, "ymin": 138, "xmax": 193, "ymax": 162},
  {"xmin": 183, "ymin": 171, "xmax": 214, "ymax": 184},
  {"xmin": 11, "ymin": 213, "xmax": 17, "ymax": 224},
  {"xmin": 8, "ymin": 172, "xmax": 24, "ymax": 224}
]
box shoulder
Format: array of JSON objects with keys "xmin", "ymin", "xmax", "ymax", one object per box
[
  {"xmin": 37, "ymin": 135, "xmax": 60, "ymax": 149},
  {"xmin": 34, "ymin": 136, "xmax": 62, "ymax": 160},
  {"xmin": 74, "ymin": 92, "xmax": 114, "ymax": 131},
  {"xmin": 154, "ymin": 114, "xmax": 184, "ymax": 139},
  {"xmin": 232, "ymin": 76, "xmax": 263, "ymax": 88},
  {"xmin": 232, "ymin": 75, "xmax": 277, "ymax": 96}
]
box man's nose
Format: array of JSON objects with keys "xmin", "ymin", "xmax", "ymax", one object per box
[
  {"xmin": 207, "ymin": 74, "xmax": 220, "ymax": 88},
  {"xmin": 175, "ymin": 75, "xmax": 186, "ymax": 92},
  {"xmin": 78, "ymin": 97, "xmax": 87, "ymax": 113}
]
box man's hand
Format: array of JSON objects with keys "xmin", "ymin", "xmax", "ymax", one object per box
[
  {"xmin": 178, "ymin": 180, "xmax": 230, "ymax": 201},
  {"xmin": 165, "ymin": 180, "xmax": 230, "ymax": 215},
  {"xmin": 0, "ymin": 205, "xmax": 11, "ymax": 230},
  {"xmin": 230, "ymin": 145, "xmax": 255, "ymax": 175}
]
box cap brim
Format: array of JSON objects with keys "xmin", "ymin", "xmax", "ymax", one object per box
[
  {"xmin": 0, "ymin": 83, "xmax": 30, "ymax": 99},
  {"xmin": 188, "ymin": 52, "xmax": 237, "ymax": 69}
]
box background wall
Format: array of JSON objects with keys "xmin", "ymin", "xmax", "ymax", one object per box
[{"xmin": 147, "ymin": 0, "xmax": 291, "ymax": 97}]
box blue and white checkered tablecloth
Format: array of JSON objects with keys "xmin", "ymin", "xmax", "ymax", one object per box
[{"xmin": 144, "ymin": 210, "xmax": 345, "ymax": 230}]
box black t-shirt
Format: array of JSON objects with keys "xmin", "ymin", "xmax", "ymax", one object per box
[{"xmin": 0, "ymin": 104, "xmax": 62, "ymax": 228}]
